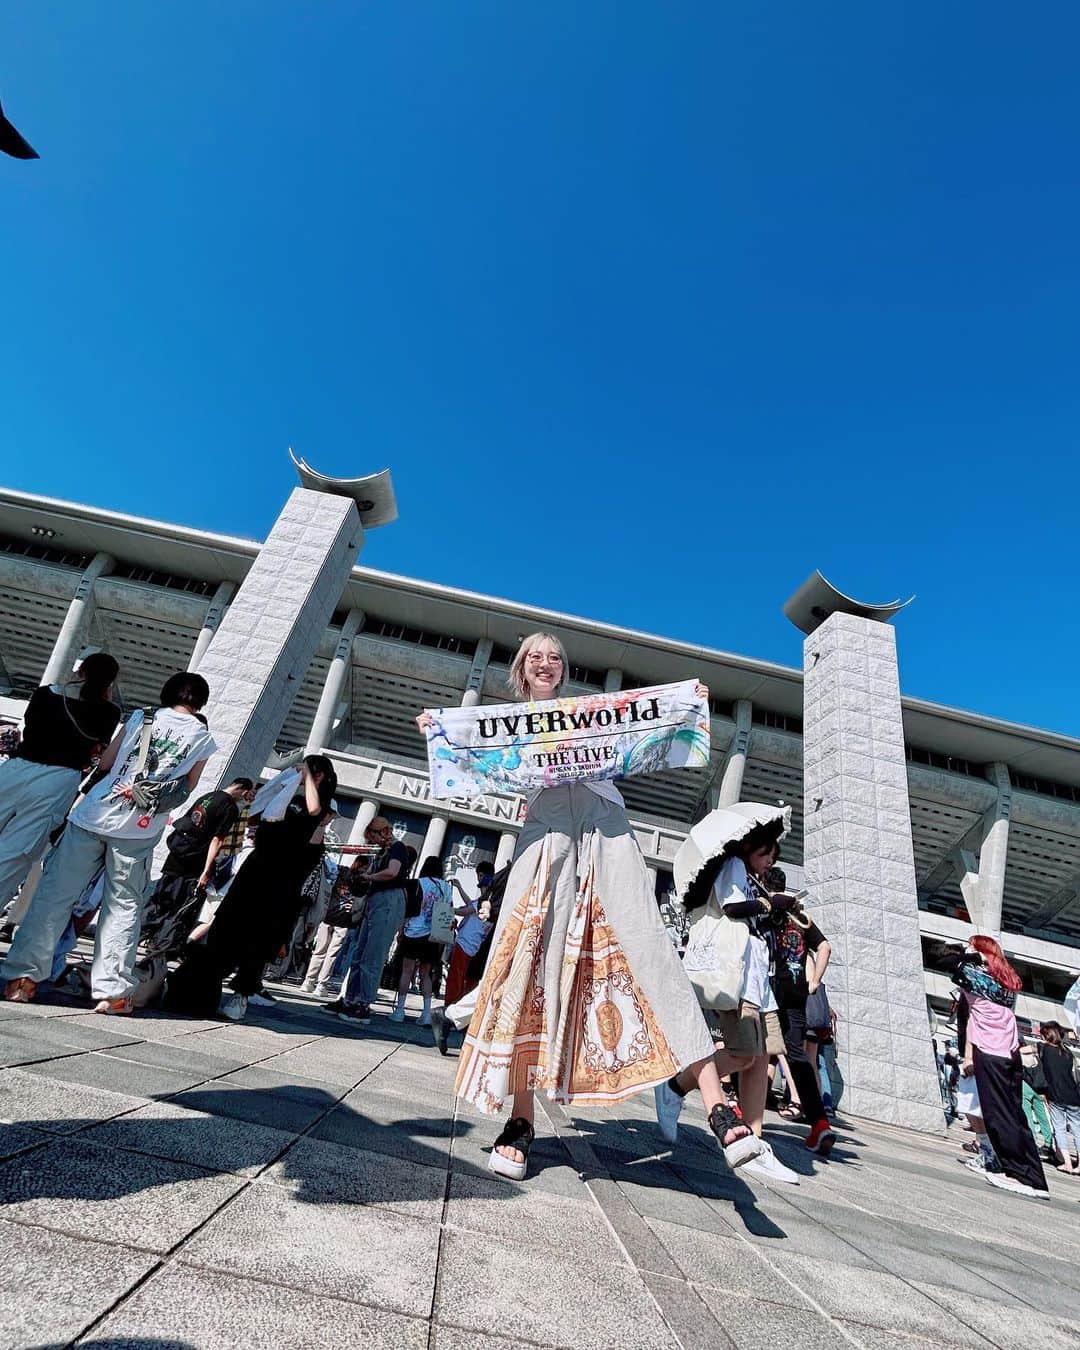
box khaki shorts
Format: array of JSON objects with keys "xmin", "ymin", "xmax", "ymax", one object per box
[{"xmin": 705, "ymin": 1001, "xmax": 784, "ymax": 1058}]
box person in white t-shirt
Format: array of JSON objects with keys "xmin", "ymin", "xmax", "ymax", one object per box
[{"xmin": 2, "ymin": 673, "xmax": 215, "ymax": 1013}]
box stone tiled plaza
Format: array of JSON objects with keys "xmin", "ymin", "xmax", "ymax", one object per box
[{"xmin": 1, "ymin": 984, "xmax": 1077, "ymax": 1350}]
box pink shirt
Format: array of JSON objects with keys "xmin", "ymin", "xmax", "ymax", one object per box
[{"xmin": 965, "ymin": 992, "xmax": 1019, "ymax": 1058}]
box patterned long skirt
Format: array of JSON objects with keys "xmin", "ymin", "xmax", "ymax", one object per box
[{"xmin": 455, "ymin": 783, "xmax": 714, "ymax": 1114}]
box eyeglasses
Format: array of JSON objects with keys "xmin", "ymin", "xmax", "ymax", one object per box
[{"xmin": 525, "ymin": 653, "xmax": 563, "ymax": 665}]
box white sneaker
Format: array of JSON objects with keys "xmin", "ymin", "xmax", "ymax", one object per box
[
  {"xmin": 247, "ymin": 992, "xmax": 277, "ymax": 1008},
  {"xmin": 985, "ymin": 1171, "xmax": 1050, "ymax": 1199},
  {"xmin": 962, "ymin": 1154, "xmax": 986, "ymax": 1173},
  {"xmin": 221, "ymin": 994, "xmax": 248, "ymax": 1022},
  {"xmin": 740, "ymin": 1139, "xmax": 800, "ymax": 1186},
  {"xmin": 313, "ymin": 983, "xmax": 331, "ymax": 999},
  {"xmin": 389, "ymin": 1006, "xmax": 406, "ymax": 1024},
  {"xmin": 301, "ymin": 980, "xmax": 317, "ymax": 994},
  {"xmin": 654, "ymin": 1079, "xmax": 684, "ymax": 1146}
]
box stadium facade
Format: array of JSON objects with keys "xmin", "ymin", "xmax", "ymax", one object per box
[{"xmin": 1, "ymin": 466, "xmax": 1077, "ymax": 1130}]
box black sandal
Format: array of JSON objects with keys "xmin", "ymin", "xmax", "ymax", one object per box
[
  {"xmin": 709, "ymin": 1102, "xmax": 764, "ymax": 1170},
  {"xmin": 489, "ymin": 1115, "xmax": 535, "ymax": 1180}
]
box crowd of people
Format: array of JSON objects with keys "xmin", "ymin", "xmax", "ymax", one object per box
[
  {"xmin": 0, "ymin": 637, "xmax": 1077, "ymax": 1204},
  {"xmin": 944, "ymin": 934, "xmax": 1080, "ymax": 1197}
]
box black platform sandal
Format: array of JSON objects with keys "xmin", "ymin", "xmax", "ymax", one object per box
[
  {"xmin": 709, "ymin": 1102, "xmax": 764, "ymax": 1170},
  {"xmin": 488, "ymin": 1116, "xmax": 535, "ymax": 1181}
]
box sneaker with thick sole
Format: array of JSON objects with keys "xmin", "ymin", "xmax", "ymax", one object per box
[
  {"xmin": 985, "ymin": 1171, "xmax": 1050, "ymax": 1199},
  {"xmin": 340, "ymin": 1003, "xmax": 371, "ymax": 1024},
  {"xmin": 805, "ymin": 1118, "xmax": 836, "ymax": 1156},
  {"xmin": 221, "ymin": 994, "xmax": 248, "ymax": 1022},
  {"xmin": 740, "ymin": 1139, "xmax": 800, "ymax": 1185},
  {"xmin": 313, "ymin": 983, "xmax": 332, "ymax": 999},
  {"xmin": 962, "ymin": 1154, "xmax": 987, "ymax": 1173},
  {"xmin": 323, "ymin": 998, "xmax": 346, "ymax": 1014},
  {"xmin": 654, "ymin": 1079, "xmax": 685, "ymax": 1146},
  {"xmin": 247, "ymin": 991, "xmax": 277, "ymax": 1008},
  {"xmin": 708, "ymin": 1102, "xmax": 764, "ymax": 1169},
  {"xmin": 300, "ymin": 980, "xmax": 317, "ymax": 994}
]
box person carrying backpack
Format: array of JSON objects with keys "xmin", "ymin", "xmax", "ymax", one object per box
[
  {"xmin": 2, "ymin": 673, "xmax": 215, "ymax": 1013},
  {"xmin": 141, "ymin": 777, "xmax": 255, "ymax": 959}
]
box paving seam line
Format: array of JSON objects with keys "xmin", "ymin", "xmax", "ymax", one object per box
[
  {"xmin": 57, "ymin": 1026, "xmax": 422, "ymax": 1346},
  {"xmin": 0, "ymin": 1022, "xmax": 332, "ymax": 1168},
  {"xmin": 426, "ymin": 1088, "xmax": 461, "ymax": 1350},
  {"xmin": 777, "ymin": 1178, "xmax": 1038, "ymax": 1337},
  {"xmin": 537, "ymin": 1096, "xmax": 725, "ymax": 1350},
  {"xmin": 543, "ymin": 1099, "xmax": 880, "ymax": 1350},
  {"xmin": 674, "ymin": 1154, "xmax": 1014, "ymax": 1350}
]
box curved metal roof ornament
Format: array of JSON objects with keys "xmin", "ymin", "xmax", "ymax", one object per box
[
  {"xmin": 783, "ymin": 570, "xmax": 914, "ymax": 635},
  {"xmin": 289, "ymin": 448, "xmax": 398, "ymax": 528}
]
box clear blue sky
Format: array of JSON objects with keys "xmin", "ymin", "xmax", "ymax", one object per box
[{"xmin": 4, "ymin": 5, "xmax": 1078, "ymax": 734}]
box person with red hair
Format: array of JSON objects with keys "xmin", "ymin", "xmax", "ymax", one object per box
[{"xmin": 942, "ymin": 935, "xmax": 1048, "ymax": 1199}]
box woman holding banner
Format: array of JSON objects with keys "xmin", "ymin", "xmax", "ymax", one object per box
[{"xmin": 419, "ymin": 632, "xmax": 761, "ymax": 1181}]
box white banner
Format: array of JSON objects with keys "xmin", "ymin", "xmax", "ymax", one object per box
[{"xmin": 423, "ymin": 680, "xmax": 710, "ymax": 800}]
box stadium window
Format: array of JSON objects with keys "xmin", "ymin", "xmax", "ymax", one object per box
[
  {"xmin": 905, "ymin": 744, "xmax": 982, "ymax": 777},
  {"xmin": 753, "ymin": 709, "xmax": 804, "ymax": 734},
  {"xmin": 1008, "ymin": 770, "xmax": 1080, "ymax": 804}
]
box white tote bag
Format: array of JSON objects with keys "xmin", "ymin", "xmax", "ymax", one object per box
[
  {"xmin": 682, "ymin": 891, "xmax": 750, "ymax": 1012},
  {"xmin": 427, "ymin": 880, "xmax": 456, "ymax": 946}
]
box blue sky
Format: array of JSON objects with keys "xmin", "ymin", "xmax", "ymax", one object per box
[{"xmin": 3, "ymin": 5, "xmax": 1078, "ymax": 733}]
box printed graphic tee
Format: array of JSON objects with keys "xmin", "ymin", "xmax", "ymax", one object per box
[
  {"xmin": 164, "ymin": 790, "xmax": 240, "ymax": 877},
  {"xmin": 72, "ymin": 708, "xmax": 215, "ymax": 842},
  {"xmin": 772, "ymin": 916, "xmax": 827, "ymax": 1009}
]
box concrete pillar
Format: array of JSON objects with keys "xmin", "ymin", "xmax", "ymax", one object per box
[
  {"xmin": 716, "ymin": 698, "xmax": 752, "ymax": 808},
  {"xmin": 188, "ymin": 581, "xmax": 236, "ymax": 672},
  {"xmin": 802, "ymin": 611, "xmax": 943, "ymax": 1134},
  {"xmin": 194, "ymin": 487, "xmax": 364, "ymax": 789},
  {"xmin": 347, "ymin": 798, "xmax": 379, "ymax": 843},
  {"xmin": 41, "ymin": 552, "xmax": 113, "ymax": 685},
  {"xmin": 306, "ymin": 609, "xmax": 365, "ymax": 752},
  {"xmin": 604, "ymin": 668, "xmax": 623, "ymax": 693},
  {"xmin": 973, "ymin": 763, "xmax": 1012, "ymax": 937},
  {"xmin": 495, "ymin": 830, "xmax": 518, "ymax": 870},
  {"xmin": 955, "ymin": 761, "xmax": 1015, "ymax": 939},
  {"xmin": 419, "ymin": 813, "xmax": 449, "ymax": 869},
  {"xmin": 461, "ymin": 638, "xmax": 492, "ymax": 708}
]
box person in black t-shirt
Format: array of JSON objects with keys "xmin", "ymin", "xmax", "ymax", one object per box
[
  {"xmin": 326, "ymin": 816, "xmax": 412, "ymax": 1023},
  {"xmin": 163, "ymin": 779, "xmax": 256, "ymax": 883},
  {"xmin": 763, "ymin": 866, "xmax": 835, "ymax": 1154},
  {"xmin": 0, "ymin": 653, "xmax": 120, "ymax": 912},
  {"xmin": 140, "ymin": 778, "xmax": 256, "ymax": 958},
  {"xmin": 164, "ymin": 757, "xmax": 337, "ymax": 1021},
  {"xmin": 1030, "ymin": 1021, "xmax": 1080, "ymax": 1173}
]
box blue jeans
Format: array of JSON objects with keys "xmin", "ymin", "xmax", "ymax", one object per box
[
  {"xmin": 342, "ymin": 888, "xmax": 406, "ymax": 1008},
  {"xmin": 1049, "ymin": 1101, "xmax": 1080, "ymax": 1159}
]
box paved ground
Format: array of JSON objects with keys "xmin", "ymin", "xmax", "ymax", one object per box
[{"xmin": 0, "ymin": 981, "xmax": 1077, "ymax": 1350}]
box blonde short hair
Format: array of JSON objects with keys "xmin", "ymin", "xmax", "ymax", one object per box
[{"xmin": 508, "ymin": 632, "xmax": 569, "ymax": 699}]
